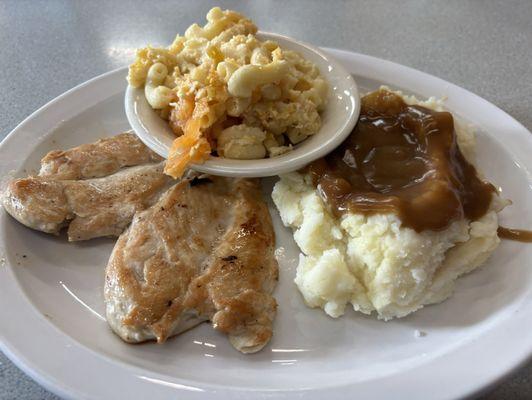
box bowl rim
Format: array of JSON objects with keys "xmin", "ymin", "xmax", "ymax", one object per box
[{"xmin": 125, "ymin": 31, "xmax": 360, "ymax": 177}]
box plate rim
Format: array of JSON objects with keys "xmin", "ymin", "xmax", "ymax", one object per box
[{"xmin": 0, "ymin": 47, "xmax": 531, "ymax": 400}]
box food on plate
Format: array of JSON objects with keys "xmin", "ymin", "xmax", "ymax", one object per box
[
  {"xmin": 273, "ymin": 87, "xmax": 507, "ymax": 319},
  {"xmin": 3, "ymin": 163, "xmax": 173, "ymax": 241},
  {"xmin": 497, "ymin": 226, "xmax": 532, "ymax": 242},
  {"xmin": 3, "ymin": 132, "xmax": 279, "ymax": 353},
  {"xmin": 105, "ymin": 176, "xmax": 278, "ymax": 353},
  {"xmin": 39, "ymin": 131, "xmax": 162, "ymax": 180},
  {"xmin": 127, "ymin": 7, "xmax": 328, "ymax": 177},
  {"xmin": 2, "ymin": 133, "xmax": 173, "ymax": 240}
]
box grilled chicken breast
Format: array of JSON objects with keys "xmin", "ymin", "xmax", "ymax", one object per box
[
  {"xmin": 3, "ymin": 162, "xmax": 174, "ymax": 240},
  {"xmin": 105, "ymin": 177, "xmax": 278, "ymax": 353},
  {"xmin": 3, "ymin": 133, "xmax": 171, "ymax": 240},
  {"xmin": 4, "ymin": 133, "xmax": 278, "ymax": 353},
  {"xmin": 39, "ymin": 132, "xmax": 162, "ymax": 180}
]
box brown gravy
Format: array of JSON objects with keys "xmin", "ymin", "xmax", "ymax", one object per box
[
  {"xmin": 309, "ymin": 89, "xmax": 495, "ymax": 232},
  {"xmin": 498, "ymin": 227, "xmax": 532, "ymax": 243}
]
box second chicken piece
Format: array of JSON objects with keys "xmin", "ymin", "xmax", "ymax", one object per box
[{"xmin": 105, "ymin": 176, "xmax": 278, "ymax": 354}]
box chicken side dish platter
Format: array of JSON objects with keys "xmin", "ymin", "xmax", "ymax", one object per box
[{"xmin": 2, "ymin": 8, "xmax": 531, "ymax": 356}]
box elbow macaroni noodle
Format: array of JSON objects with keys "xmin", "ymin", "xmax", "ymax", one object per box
[
  {"xmin": 128, "ymin": 7, "xmax": 328, "ymax": 170},
  {"xmin": 144, "ymin": 63, "xmax": 174, "ymax": 109},
  {"xmin": 227, "ymin": 60, "xmax": 289, "ymax": 98}
]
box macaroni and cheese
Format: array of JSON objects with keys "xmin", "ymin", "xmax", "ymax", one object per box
[{"xmin": 128, "ymin": 7, "xmax": 328, "ymax": 177}]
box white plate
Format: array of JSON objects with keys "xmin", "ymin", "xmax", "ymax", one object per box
[{"xmin": 0, "ymin": 49, "xmax": 531, "ymax": 400}]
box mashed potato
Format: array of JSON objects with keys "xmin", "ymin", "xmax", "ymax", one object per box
[{"xmin": 272, "ymin": 88, "xmax": 506, "ymax": 320}]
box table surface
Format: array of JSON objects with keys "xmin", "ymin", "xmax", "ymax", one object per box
[{"xmin": 0, "ymin": 0, "xmax": 531, "ymax": 399}]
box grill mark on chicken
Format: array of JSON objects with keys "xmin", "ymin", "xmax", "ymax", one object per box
[
  {"xmin": 104, "ymin": 177, "xmax": 278, "ymax": 353},
  {"xmin": 189, "ymin": 177, "xmax": 213, "ymax": 187}
]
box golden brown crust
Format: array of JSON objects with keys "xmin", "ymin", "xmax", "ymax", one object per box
[
  {"xmin": 39, "ymin": 132, "xmax": 162, "ymax": 180},
  {"xmin": 3, "ymin": 178, "xmax": 72, "ymax": 234},
  {"xmin": 183, "ymin": 180, "xmax": 278, "ymax": 352},
  {"xmin": 104, "ymin": 177, "xmax": 278, "ymax": 353},
  {"xmin": 3, "ymin": 133, "xmax": 169, "ymax": 239},
  {"xmin": 3, "ymin": 163, "xmax": 173, "ymax": 240}
]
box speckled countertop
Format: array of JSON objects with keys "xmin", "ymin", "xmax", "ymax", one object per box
[{"xmin": 0, "ymin": 1, "xmax": 530, "ymax": 399}]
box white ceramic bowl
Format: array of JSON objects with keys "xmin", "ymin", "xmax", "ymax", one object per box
[{"xmin": 125, "ymin": 32, "xmax": 360, "ymax": 177}]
